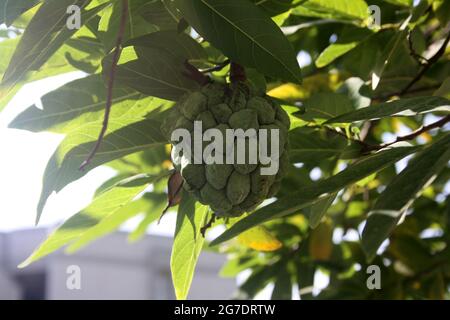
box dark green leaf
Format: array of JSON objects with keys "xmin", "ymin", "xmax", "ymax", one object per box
[
  {"xmin": 326, "ymin": 96, "xmax": 450, "ymax": 123},
  {"xmin": 0, "ymin": 0, "xmax": 40, "ymax": 26},
  {"xmin": 271, "ymin": 262, "xmax": 293, "ymax": 300},
  {"xmin": 104, "ymin": 46, "xmax": 201, "ymax": 101},
  {"xmin": 289, "ymin": 127, "xmax": 350, "ymax": 163},
  {"xmin": 211, "ymin": 145, "xmax": 419, "ymax": 246},
  {"xmin": 126, "ymin": 30, "xmax": 207, "ymax": 61},
  {"xmin": 301, "ymin": 92, "xmax": 354, "ymax": 123},
  {"xmin": 292, "ymin": 0, "xmax": 369, "ymax": 21},
  {"xmin": 372, "ymin": 29, "xmax": 408, "ymax": 90},
  {"xmin": 362, "ymin": 133, "xmax": 450, "ymax": 261},
  {"xmin": 174, "ymin": 0, "xmax": 302, "ymax": 83},
  {"xmin": 309, "ymin": 192, "xmax": 337, "ymax": 228},
  {"xmin": 2, "ymin": 0, "xmax": 109, "ymax": 85}
]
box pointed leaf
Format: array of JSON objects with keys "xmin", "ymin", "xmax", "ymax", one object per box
[
  {"xmin": 362, "ymin": 133, "xmax": 450, "ymax": 261},
  {"xmin": 371, "ymin": 30, "xmax": 408, "ymax": 90},
  {"xmin": 326, "ymin": 96, "xmax": 450, "ymax": 123},
  {"xmin": 20, "ymin": 173, "xmax": 166, "ymax": 267},
  {"xmin": 237, "ymin": 226, "xmax": 282, "ymax": 252},
  {"xmin": 174, "ymin": 0, "xmax": 302, "ymax": 83},
  {"xmin": 309, "ymin": 192, "xmax": 337, "ymax": 228},
  {"xmin": 171, "ymin": 192, "xmax": 210, "ymax": 300},
  {"xmin": 104, "ymin": 46, "xmax": 201, "ymax": 101},
  {"xmin": 211, "ymin": 145, "xmax": 419, "ymax": 246},
  {"xmin": 0, "ymin": 0, "xmax": 40, "ymax": 26},
  {"xmin": 36, "ymin": 112, "xmax": 168, "ymax": 224},
  {"xmin": 2, "ymin": 0, "xmax": 109, "ymax": 85},
  {"xmin": 9, "ymin": 75, "xmax": 170, "ymax": 133}
]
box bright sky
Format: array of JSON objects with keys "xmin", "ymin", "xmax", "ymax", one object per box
[{"xmin": 0, "ymin": 73, "xmax": 180, "ymax": 236}]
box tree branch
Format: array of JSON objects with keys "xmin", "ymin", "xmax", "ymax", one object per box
[
  {"xmin": 401, "ymin": 30, "xmax": 450, "ymax": 95},
  {"xmin": 363, "ymin": 115, "xmax": 450, "ymax": 152},
  {"xmin": 230, "ymin": 62, "xmax": 246, "ymax": 83},
  {"xmin": 183, "ymin": 60, "xmax": 210, "ymax": 86},
  {"xmin": 79, "ymin": 0, "xmax": 129, "ymax": 171}
]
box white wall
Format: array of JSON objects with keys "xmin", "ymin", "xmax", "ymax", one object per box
[{"xmin": 0, "ymin": 229, "xmax": 236, "ymax": 300}]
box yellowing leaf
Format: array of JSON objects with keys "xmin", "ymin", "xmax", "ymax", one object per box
[
  {"xmin": 309, "ymin": 220, "xmax": 333, "ymax": 261},
  {"xmin": 268, "ymin": 73, "xmax": 342, "ymax": 101},
  {"xmin": 237, "ymin": 226, "xmax": 282, "ymax": 252}
]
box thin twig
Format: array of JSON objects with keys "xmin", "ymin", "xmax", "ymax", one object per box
[
  {"xmin": 407, "ymin": 30, "xmax": 429, "ymax": 66},
  {"xmin": 401, "ymin": 30, "xmax": 450, "ymax": 95},
  {"xmin": 79, "ymin": 0, "xmax": 129, "ymax": 171},
  {"xmin": 363, "ymin": 115, "xmax": 450, "ymax": 152},
  {"xmin": 201, "ymin": 215, "xmax": 216, "ymax": 238}
]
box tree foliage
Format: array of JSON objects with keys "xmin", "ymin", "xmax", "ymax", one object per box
[{"xmin": 1, "ymin": 0, "xmax": 450, "ymax": 300}]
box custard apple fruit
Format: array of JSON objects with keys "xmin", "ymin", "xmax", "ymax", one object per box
[{"xmin": 162, "ymin": 82, "xmax": 290, "ymax": 217}]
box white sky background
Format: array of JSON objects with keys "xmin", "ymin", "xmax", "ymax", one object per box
[{"xmin": 0, "ymin": 73, "xmax": 179, "ymax": 235}]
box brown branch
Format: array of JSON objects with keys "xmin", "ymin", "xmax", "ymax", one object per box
[
  {"xmin": 183, "ymin": 60, "xmax": 210, "ymax": 86},
  {"xmin": 363, "ymin": 115, "xmax": 450, "ymax": 152},
  {"xmin": 407, "ymin": 30, "xmax": 428, "ymax": 66},
  {"xmin": 201, "ymin": 215, "xmax": 216, "ymax": 238},
  {"xmin": 79, "ymin": 0, "xmax": 129, "ymax": 171},
  {"xmin": 230, "ymin": 62, "xmax": 246, "ymax": 83},
  {"xmin": 401, "ymin": 30, "xmax": 450, "ymax": 95}
]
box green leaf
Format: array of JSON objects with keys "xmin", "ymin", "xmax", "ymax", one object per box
[
  {"xmin": 371, "ymin": 30, "xmax": 408, "ymax": 90},
  {"xmin": 271, "ymin": 262, "xmax": 292, "ymax": 300},
  {"xmin": 128, "ymin": 193, "xmax": 168, "ymax": 242},
  {"xmin": 104, "ymin": 45, "xmax": 201, "ymax": 101},
  {"xmin": 301, "ymin": 92, "xmax": 354, "ymax": 123},
  {"xmin": 0, "ymin": 36, "xmax": 88, "ymax": 111},
  {"xmin": 383, "ymin": 0, "xmax": 412, "ymax": 7},
  {"xmin": 2, "ymin": 0, "xmax": 109, "ymax": 85},
  {"xmin": 316, "ymin": 28, "xmax": 373, "ymax": 68},
  {"xmin": 9, "ymin": 75, "xmax": 170, "ymax": 133},
  {"xmin": 19, "ymin": 173, "xmax": 167, "ymax": 268},
  {"xmin": 289, "ymin": 127, "xmax": 350, "ymax": 163},
  {"xmin": 98, "ymin": 0, "xmax": 159, "ymax": 53},
  {"xmin": 326, "ymin": 96, "xmax": 450, "ymax": 123},
  {"xmin": 174, "ymin": 0, "xmax": 302, "ymax": 83},
  {"xmin": 252, "ymin": 0, "xmax": 295, "ymax": 16},
  {"xmin": 171, "ymin": 192, "xmax": 210, "ymax": 300},
  {"xmin": 126, "ymin": 30, "xmax": 207, "ymax": 61},
  {"xmin": 211, "ymin": 145, "xmax": 419, "ymax": 246},
  {"xmin": 67, "ymin": 189, "xmax": 169, "ymax": 252},
  {"xmin": 361, "ymin": 133, "xmax": 450, "ymax": 261},
  {"xmin": 292, "ymin": 0, "xmax": 369, "ymax": 21},
  {"xmin": 36, "ymin": 112, "xmax": 168, "ymax": 224},
  {"xmin": 0, "ymin": 0, "xmax": 40, "ymax": 26},
  {"xmin": 309, "ymin": 192, "xmax": 337, "ymax": 228}
]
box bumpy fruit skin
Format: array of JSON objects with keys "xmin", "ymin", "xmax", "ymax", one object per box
[{"xmin": 162, "ymin": 82, "xmax": 290, "ymax": 218}]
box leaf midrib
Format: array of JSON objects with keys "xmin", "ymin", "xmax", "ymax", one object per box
[{"xmin": 200, "ymin": 0, "xmax": 300, "ymax": 82}]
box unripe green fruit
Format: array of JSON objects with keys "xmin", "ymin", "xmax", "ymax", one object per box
[{"xmin": 162, "ymin": 81, "xmax": 290, "ymax": 217}]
